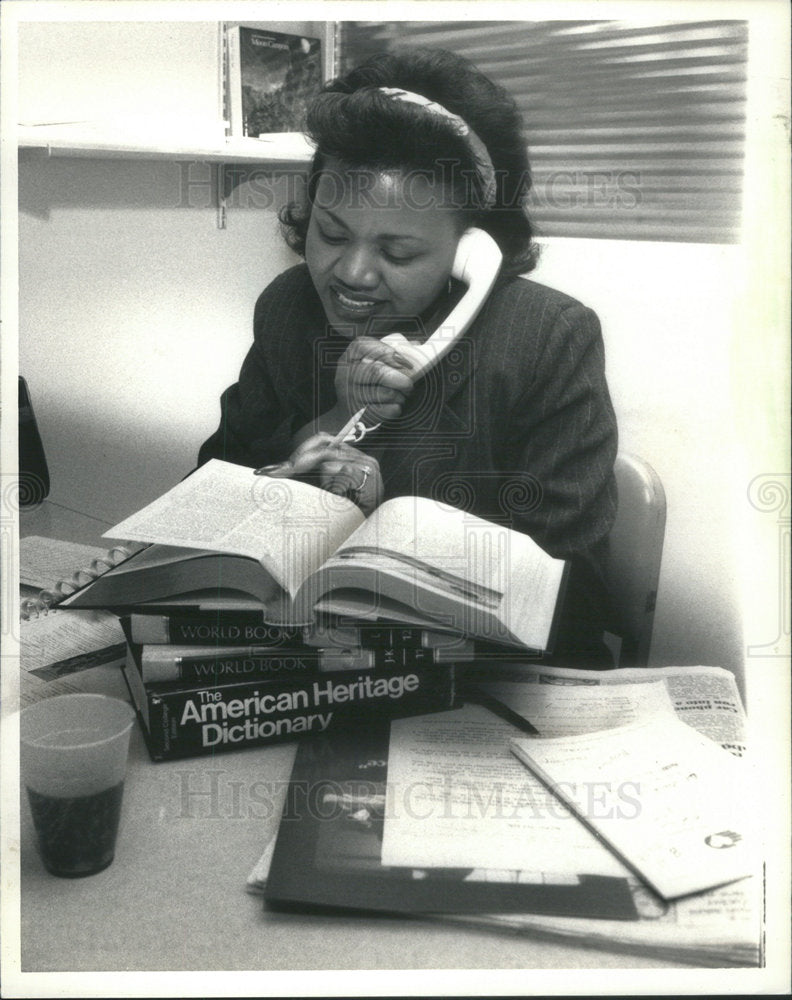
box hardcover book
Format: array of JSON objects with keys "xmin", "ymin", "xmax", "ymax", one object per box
[
  {"xmin": 121, "ymin": 642, "xmax": 457, "ymax": 761},
  {"xmin": 130, "ymin": 640, "xmax": 467, "ymax": 684},
  {"xmin": 123, "ymin": 610, "xmax": 304, "ymax": 645},
  {"xmin": 133, "ymin": 642, "xmax": 369, "ymax": 684},
  {"xmin": 62, "ymin": 460, "xmax": 568, "ymax": 654},
  {"xmin": 126, "ymin": 611, "xmax": 473, "ymax": 659},
  {"xmin": 227, "ymin": 26, "xmax": 322, "ymax": 137}
]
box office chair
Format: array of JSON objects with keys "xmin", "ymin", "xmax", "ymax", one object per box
[
  {"xmin": 605, "ymin": 454, "xmax": 667, "ymax": 667},
  {"xmin": 19, "ymin": 376, "xmax": 50, "ymax": 506}
]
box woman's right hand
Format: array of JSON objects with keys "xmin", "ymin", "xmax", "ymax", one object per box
[
  {"xmin": 257, "ymin": 433, "xmax": 383, "ymax": 515},
  {"xmin": 334, "ymin": 336, "xmax": 416, "ymax": 423}
]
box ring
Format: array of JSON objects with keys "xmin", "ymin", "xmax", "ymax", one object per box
[{"xmin": 345, "ymin": 466, "xmax": 372, "ymax": 504}]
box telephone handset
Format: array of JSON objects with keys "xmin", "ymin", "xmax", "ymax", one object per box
[
  {"xmin": 336, "ymin": 228, "xmax": 502, "ymax": 444},
  {"xmin": 380, "ymin": 227, "xmax": 502, "ymax": 378}
]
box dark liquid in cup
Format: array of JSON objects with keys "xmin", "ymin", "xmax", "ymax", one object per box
[{"xmin": 27, "ymin": 781, "xmax": 124, "ymax": 877}]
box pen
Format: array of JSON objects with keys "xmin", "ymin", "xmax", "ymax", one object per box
[
  {"xmin": 329, "ymin": 406, "xmax": 367, "ymax": 447},
  {"xmin": 254, "ymin": 407, "xmax": 368, "ymax": 476}
]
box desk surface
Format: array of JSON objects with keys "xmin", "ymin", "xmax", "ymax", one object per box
[{"xmin": 17, "ymin": 502, "xmax": 686, "ymax": 978}]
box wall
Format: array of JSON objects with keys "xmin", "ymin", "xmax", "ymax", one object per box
[
  {"xmin": 19, "ymin": 158, "xmax": 295, "ymax": 516},
  {"xmin": 533, "ymin": 238, "xmax": 747, "ymax": 675},
  {"xmin": 16, "ymin": 16, "xmax": 323, "ymax": 517}
]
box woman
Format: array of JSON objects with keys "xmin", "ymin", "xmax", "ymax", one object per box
[{"xmin": 199, "ymin": 48, "xmax": 618, "ymax": 664}]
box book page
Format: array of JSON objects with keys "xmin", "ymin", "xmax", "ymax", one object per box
[
  {"xmin": 511, "ymin": 715, "xmax": 756, "ymax": 900},
  {"xmin": 380, "ymin": 703, "xmax": 629, "ymax": 876},
  {"xmin": 103, "ymin": 460, "xmax": 365, "ymax": 594},
  {"xmin": 331, "ymin": 495, "xmax": 565, "ymax": 648}
]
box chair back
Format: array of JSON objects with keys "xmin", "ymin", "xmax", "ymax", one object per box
[{"xmin": 606, "ymin": 454, "xmax": 666, "ymax": 666}]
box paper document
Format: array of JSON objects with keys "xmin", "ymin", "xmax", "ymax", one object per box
[
  {"xmin": 380, "ymin": 704, "xmax": 628, "ymax": 876},
  {"xmin": 20, "ymin": 609, "xmax": 126, "ymax": 705},
  {"xmin": 478, "ymin": 678, "xmax": 676, "ymax": 737},
  {"xmin": 511, "ymin": 714, "xmax": 755, "ymax": 900},
  {"xmin": 19, "ymin": 536, "xmax": 109, "ymax": 591},
  {"xmin": 471, "ymin": 663, "xmax": 747, "ymax": 754},
  {"xmin": 449, "ymin": 874, "xmax": 763, "ymax": 967}
]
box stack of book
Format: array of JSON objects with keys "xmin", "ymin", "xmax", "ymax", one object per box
[
  {"xmin": 61, "ymin": 460, "xmax": 568, "ymax": 761},
  {"xmin": 119, "ymin": 613, "xmax": 476, "ymax": 762}
]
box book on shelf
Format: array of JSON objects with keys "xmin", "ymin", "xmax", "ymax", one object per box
[
  {"xmin": 121, "ymin": 639, "xmax": 458, "ymax": 762},
  {"xmin": 61, "ymin": 459, "xmax": 568, "ymax": 655},
  {"xmin": 226, "ymin": 26, "xmax": 322, "ymax": 138},
  {"xmin": 260, "ymin": 662, "xmax": 762, "ymax": 967}
]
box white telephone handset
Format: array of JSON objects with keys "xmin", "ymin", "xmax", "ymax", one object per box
[{"xmin": 380, "ymin": 227, "xmax": 502, "ymax": 378}]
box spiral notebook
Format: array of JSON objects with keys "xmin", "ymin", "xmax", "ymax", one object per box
[{"xmin": 19, "ymin": 536, "xmax": 141, "ymax": 704}]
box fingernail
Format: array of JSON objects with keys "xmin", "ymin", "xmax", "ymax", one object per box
[
  {"xmin": 255, "ymin": 463, "xmax": 285, "ymax": 476},
  {"xmin": 327, "ymin": 485, "xmax": 347, "ymax": 496}
]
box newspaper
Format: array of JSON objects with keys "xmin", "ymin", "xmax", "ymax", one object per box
[
  {"xmin": 249, "ymin": 663, "xmax": 762, "ymax": 966},
  {"xmin": 465, "ymin": 663, "xmax": 760, "ymax": 965}
]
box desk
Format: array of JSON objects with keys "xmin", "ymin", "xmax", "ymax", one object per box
[{"xmin": 18, "ymin": 502, "xmax": 685, "ymax": 976}]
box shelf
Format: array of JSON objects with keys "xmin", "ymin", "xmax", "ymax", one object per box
[
  {"xmin": 17, "ymin": 126, "xmax": 315, "ymax": 168},
  {"xmin": 18, "ymin": 125, "xmax": 315, "ymax": 228}
]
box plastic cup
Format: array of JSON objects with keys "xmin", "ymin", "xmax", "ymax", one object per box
[{"xmin": 21, "ymin": 694, "xmax": 135, "ymax": 877}]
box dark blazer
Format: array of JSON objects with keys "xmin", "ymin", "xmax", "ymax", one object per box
[{"xmin": 199, "ymin": 264, "xmax": 619, "ymax": 664}]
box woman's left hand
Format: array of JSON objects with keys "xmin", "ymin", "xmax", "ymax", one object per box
[{"xmin": 257, "ymin": 434, "xmax": 383, "ymax": 515}]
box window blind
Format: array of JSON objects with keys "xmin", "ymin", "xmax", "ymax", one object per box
[{"xmin": 337, "ymin": 20, "xmax": 748, "ymax": 243}]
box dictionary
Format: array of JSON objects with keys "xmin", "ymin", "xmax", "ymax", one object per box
[
  {"xmin": 61, "ymin": 460, "xmax": 568, "ymax": 655},
  {"xmin": 120, "ymin": 648, "xmax": 457, "ymax": 762}
]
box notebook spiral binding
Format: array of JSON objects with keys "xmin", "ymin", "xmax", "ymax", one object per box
[{"xmin": 20, "ymin": 544, "xmax": 142, "ymax": 620}]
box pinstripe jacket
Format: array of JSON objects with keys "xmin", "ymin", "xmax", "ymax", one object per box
[{"xmin": 199, "ymin": 264, "xmax": 619, "ymax": 662}]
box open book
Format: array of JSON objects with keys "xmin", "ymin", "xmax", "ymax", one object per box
[{"xmin": 61, "ymin": 460, "xmax": 568, "ymax": 653}]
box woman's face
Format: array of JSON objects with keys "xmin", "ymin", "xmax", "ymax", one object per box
[{"xmin": 305, "ymin": 160, "xmax": 464, "ymax": 339}]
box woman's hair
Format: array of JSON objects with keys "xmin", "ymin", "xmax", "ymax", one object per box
[{"xmin": 280, "ymin": 48, "xmax": 538, "ymax": 276}]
